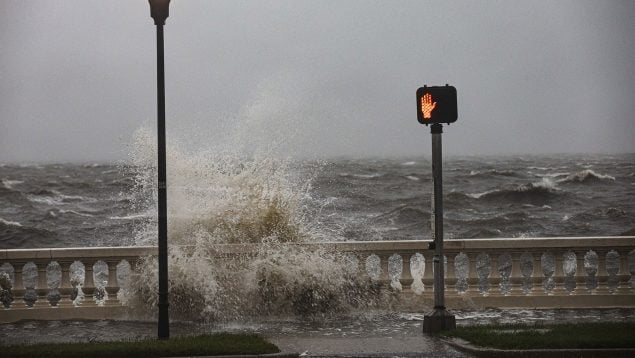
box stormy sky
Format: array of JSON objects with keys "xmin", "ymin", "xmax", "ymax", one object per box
[{"xmin": 1, "ymin": 0, "xmax": 634, "ymax": 162}]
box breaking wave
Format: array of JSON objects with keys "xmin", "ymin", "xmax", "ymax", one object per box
[
  {"xmin": 122, "ymin": 126, "xmax": 384, "ymax": 322},
  {"xmin": 338, "ymin": 172, "xmax": 383, "ymax": 179},
  {"xmin": 1, "ymin": 179, "xmax": 23, "ymax": 189},
  {"xmin": 375, "ymin": 205, "xmax": 429, "ymax": 226},
  {"xmin": 469, "ymin": 169, "xmax": 517, "ymax": 177},
  {"xmin": 0, "ymin": 217, "xmax": 22, "ymax": 227},
  {"xmin": 468, "ymin": 178, "xmax": 561, "ymax": 203},
  {"xmin": 0, "ymin": 218, "xmax": 56, "ymax": 248},
  {"xmin": 558, "ymin": 169, "xmax": 615, "ymax": 184}
]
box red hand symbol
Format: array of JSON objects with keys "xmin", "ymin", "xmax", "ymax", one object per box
[{"xmin": 421, "ymin": 93, "xmax": 437, "ymax": 119}]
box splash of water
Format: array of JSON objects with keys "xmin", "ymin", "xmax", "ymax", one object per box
[{"xmin": 121, "ymin": 126, "xmax": 382, "ymax": 321}]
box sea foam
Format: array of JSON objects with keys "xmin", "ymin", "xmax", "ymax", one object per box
[{"xmin": 122, "ymin": 126, "xmax": 383, "ymax": 321}]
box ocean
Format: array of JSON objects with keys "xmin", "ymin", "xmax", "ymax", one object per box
[{"xmin": 1, "ymin": 153, "xmax": 634, "ymax": 250}]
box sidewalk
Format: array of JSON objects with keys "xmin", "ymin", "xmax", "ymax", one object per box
[{"xmin": 268, "ymin": 335, "xmax": 469, "ymax": 357}]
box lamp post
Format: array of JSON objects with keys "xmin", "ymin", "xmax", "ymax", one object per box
[{"xmin": 148, "ymin": 0, "xmax": 171, "ymax": 340}]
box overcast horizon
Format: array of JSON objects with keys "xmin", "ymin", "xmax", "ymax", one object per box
[{"xmin": 1, "ymin": 0, "xmax": 634, "ymax": 163}]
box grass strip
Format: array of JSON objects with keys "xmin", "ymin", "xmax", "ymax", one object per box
[
  {"xmin": 0, "ymin": 333, "xmax": 280, "ymax": 357},
  {"xmin": 442, "ymin": 321, "xmax": 635, "ymax": 350}
]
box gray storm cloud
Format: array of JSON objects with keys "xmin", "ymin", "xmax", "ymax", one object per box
[{"xmin": 1, "ymin": 0, "xmax": 634, "ymax": 162}]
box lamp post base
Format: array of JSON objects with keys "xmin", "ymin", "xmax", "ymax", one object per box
[{"xmin": 423, "ymin": 308, "xmax": 456, "ymax": 334}]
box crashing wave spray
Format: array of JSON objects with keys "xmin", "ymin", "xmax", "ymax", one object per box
[{"xmin": 121, "ymin": 125, "xmax": 383, "ymax": 321}]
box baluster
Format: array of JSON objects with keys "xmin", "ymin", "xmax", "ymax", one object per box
[
  {"xmin": 58, "ymin": 261, "xmax": 73, "ymax": 307},
  {"xmin": 12, "ymin": 262, "xmax": 25, "ymax": 308},
  {"xmin": 540, "ymin": 252, "xmax": 555, "ymax": 295},
  {"xmin": 106, "ymin": 260, "xmax": 120, "ymax": 305},
  {"xmin": 35, "ymin": 261, "xmax": 49, "ymax": 307},
  {"xmin": 572, "ymin": 251, "xmax": 586, "ymax": 295},
  {"xmin": 553, "ymin": 251, "xmax": 565, "ymax": 295},
  {"xmin": 478, "ymin": 253, "xmax": 491, "ymax": 295},
  {"xmin": 364, "ymin": 254, "xmax": 381, "ymax": 284},
  {"xmin": 531, "ymin": 253, "xmax": 543, "ymax": 295},
  {"xmin": 562, "ymin": 251, "xmax": 577, "ymax": 295},
  {"xmin": 616, "ymin": 250, "xmax": 631, "ymax": 294},
  {"xmin": 509, "ymin": 253, "xmax": 523, "ymax": 294},
  {"xmin": 596, "ymin": 251, "xmax": 609, "ymax": 294},
  {"xmin": 400, "ymin": 254, "xmax": 413, "ymax": 290},
  {"xmin": 445, "ymin": 254, "xmax": 456, "ymax": 295},
  {"xmin": 83, "ymin": 259, "xmax": 96, "ymax": 306},
  {"xmin": 629, "ymin": 250, "xmax": 635, "ymax": 292},
  {"xmin": 606, "ymin": 250, "xmax": 620, "ymax": 293},
  {"xmin": 497, "ymin": 253, "xmax": 513, "ymax": 296},
  {"xmin": 22, "ymin": 262, "xmax": 38, "ymax": 308},
  {"xmin": 489, "ymin": 254, "xmax": 501, "ymax": 296},
  {"xmin": 356, "ymin": 253, "xmax": 367, "ymax": 281},
  {"xmin": 583, "ymin": 250, "xmax": 599, "ymax": 294},
  {"xmin": 467, "ymin": 253, "xmax": 479, "ymax": 294},
  {"xmin": 423, "ymin": 253, "xmax": 434, "ymax": 288},
  {"xmin": 0, "ymin": 263, "xmax": 15, "ymax": 309},
  {"xmin": 409, "ymin": 253, "xmax": 426, "ymax": 295},
  {"xmin": 387, "ymin": 254, "xmax": 403, "ymax": 291},
  {"xmin": 453, "ymin": 252, "xmax": 469, "ymax": 294},
  {"xmin": 379, "ymin": 254, "xmax": 391, "ymax": 287},
  {"xmin": 92, "ymin": 260, "xmax": 109, "ymax": 306}
]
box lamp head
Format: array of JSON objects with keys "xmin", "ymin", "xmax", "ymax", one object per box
[{"xmin": 149, "ymin": 0, "xmax": 171, "ymax": 25}]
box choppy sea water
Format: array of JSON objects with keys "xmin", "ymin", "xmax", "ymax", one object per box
[
  {"xmin": 1, "ymin": 154, "xmax": 634, "ymax": 249},
  {"xmin": 1, "ymin": 153, "xmax": 634, "ymax": 346}
]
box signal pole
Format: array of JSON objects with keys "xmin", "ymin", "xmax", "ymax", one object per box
[
  {"xmin": 423, "ymin": 123, "xmax": 455, "ymax": 334},
  {"xmin": 416, "ymin": 85, "xmax": 457, "ymax": 334}
]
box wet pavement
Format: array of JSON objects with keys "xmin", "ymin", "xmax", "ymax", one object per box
[{"xmin": 1, "ymin": 309, "xmax": 634, "ymax": 357}]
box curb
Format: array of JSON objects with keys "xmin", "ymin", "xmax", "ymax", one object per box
[
  {"xmin": 170, "ymin": 353, "xmax": 299, "ymax": 358},
  {"xmin": 442, "ymin": 337, "xmax": 635, "ymax": 358}
]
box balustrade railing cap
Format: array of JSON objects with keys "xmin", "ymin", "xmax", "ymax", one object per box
[
  {"xmin": 2, "ymin": 246, "xmax": 157, "ymax": 261},
  {"xmin": 1, "ymin": 237, "xmax": 633, "ymax": 261}
]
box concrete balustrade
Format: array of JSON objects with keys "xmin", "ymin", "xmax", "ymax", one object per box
[
  {"xmin": 1, "ymin": 237, "xmax": 634, "ymax": 322},
  {"xmin": 0, "ymin": 246, "xmax": 155, "ymax": 322}
]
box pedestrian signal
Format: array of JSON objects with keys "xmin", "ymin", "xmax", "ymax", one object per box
[{"xmin": 416, "ymin": 85, "xmax": 457, "ymax": 125}]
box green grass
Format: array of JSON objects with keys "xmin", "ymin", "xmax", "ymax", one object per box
[
  {"xmin": 443, "ymin": 322, "xmax": 635, "ymax": 350},
  {"xmin": 0, "ymin": 333, "xmax": 280, "ymax": 357}
]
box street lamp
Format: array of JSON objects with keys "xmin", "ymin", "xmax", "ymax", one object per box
[{"xmin": 148, "ymin": 0, "xmax": 171, "ymax": 340}]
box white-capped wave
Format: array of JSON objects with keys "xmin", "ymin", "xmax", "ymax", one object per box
[
  {"xmin": 338, "ymin": 172, "xmax": 382, "ymax": 179},
  {"xmin": 401, "ymin": 161, "xmax": 416, "ymax": 166},
  {"xmin": 470, "ymin": 169, "xmax": 516, "ymax": 176},
  {"xmin": 468, "ymin": 178, "xmax": 558, "ymax": 199},
  {"xmin": 540, "ymin": 172, "xmax": 570, "ymax": 178},
  {"xmin": 557, "ymin": 169, "xmax": 615, "ymax": 183},
  {"xmin": 527, "ymin": 166, "xmax": 551, "ymax": 171},
  {"xmin": 405, "ymin": 175, "xmax": 420, "ymax": 181},
  {"xmin": 27, "ymin": 195, "xmax": 62, "ymax": 206},
  {"xmin": 58, "ymin": 209, "xmax": 94, "ymax": 217},
  {"xmin": 59, "ymin": 194, "xmax": 95, "ymax": 202},
  {"xmin": 1, "ymin": 179, "xmax": 24, "ymax": 189},
  {"xmin": 26, "ymin": 190, "xmax": 95, "ymax": 205},
  {"xmin": 0, "ymin": 217, "xmax": 22, "ymax": 227},
  {"xmin": 467, "ymin": 189, "xmax": 495, "ymax": 199},
  {"xmin": 110, "ymin": 213, "xmax": 152, "ymax": 220}
]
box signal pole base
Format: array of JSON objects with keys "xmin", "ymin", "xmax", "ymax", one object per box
[{"xmin": 423, "ymin": 308, "xmax": 456, "ymax": 334}]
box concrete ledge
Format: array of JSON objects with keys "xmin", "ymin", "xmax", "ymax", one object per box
[
  {"xmin": 0, "ymin": 306, "xmax": 131, "ymax": 323},
  {"xmin": 193, "ymin": 354, "xmax": 299, "ymax": 358},
  {"xmin": 443, "ymin": 337, "xmax": 635, "ymax": 357},
  {"xmin": 390, "ymin": 291, "xmax": 635, "ymax": 310},
  {"xmin": 2, "ymin": 292, "xmax": 634, "ymax": 323}
]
